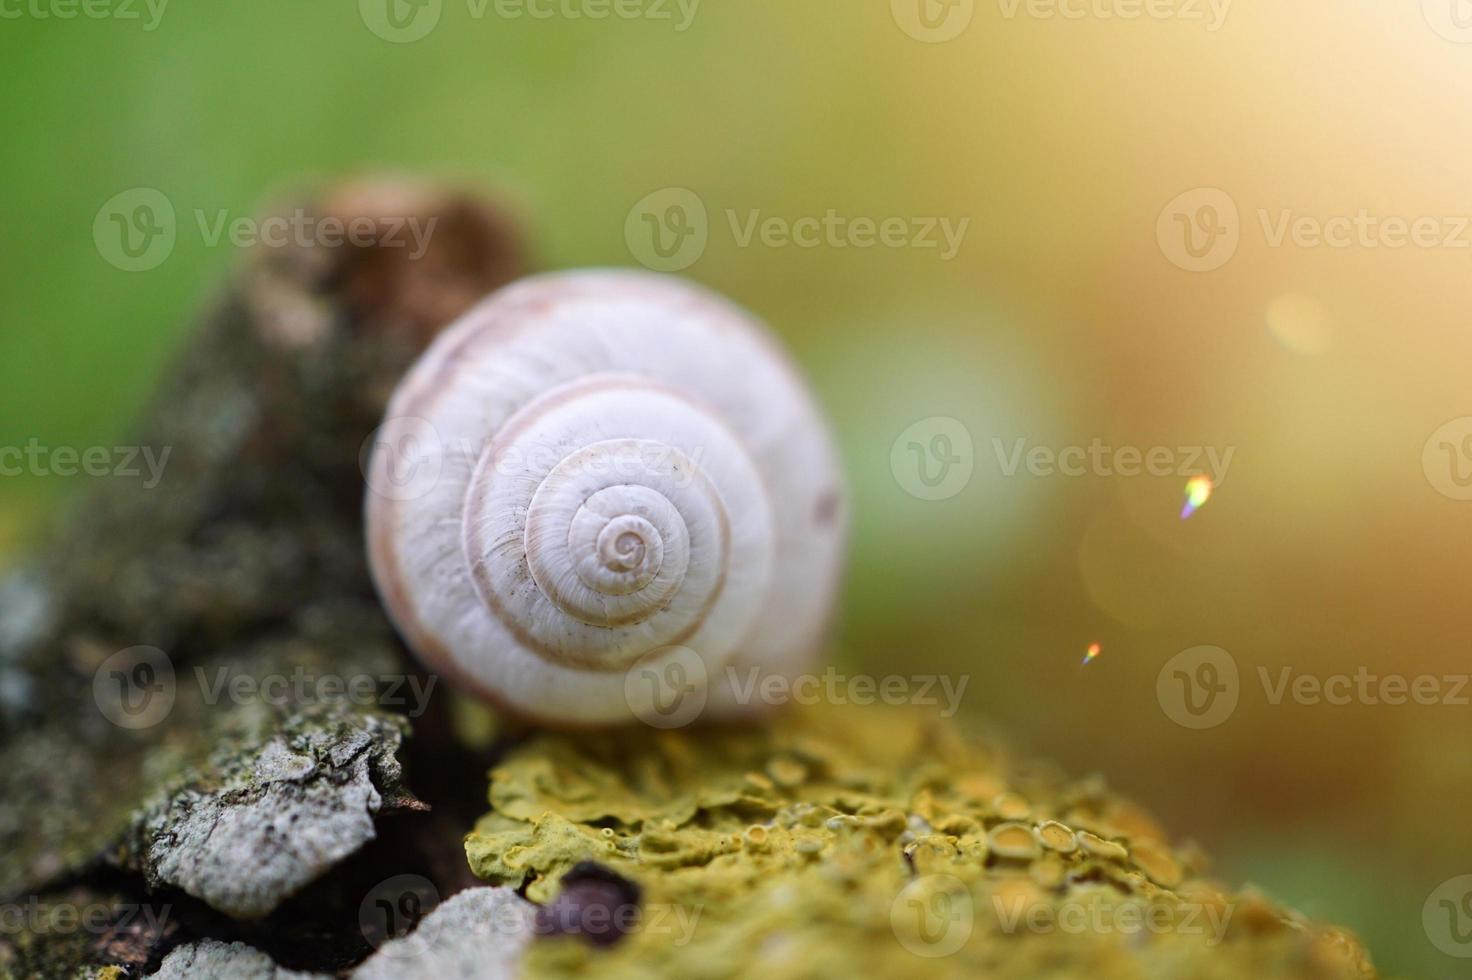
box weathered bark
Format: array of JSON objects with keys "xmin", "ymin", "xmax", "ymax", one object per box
[{"xmin": 0, "ymin": 179, "xmax": 527, "ymax": 976}]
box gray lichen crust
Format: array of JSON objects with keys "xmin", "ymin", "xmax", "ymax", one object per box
[
  {"xmin": 129, "ymin": 706, "xmax": 409, "ymax": 918},
  {"xmin": 350, "ymin": 886, "xmax": 535, "ymax": 980},
  {"xmin": 149, "ymin": 940, "xmax": 322, "ymax": 980},
  {"xmin": 0, "ymin": 614, "xmax": 418, "ymax": 917},
  {"xmin": 146, "ymin": 888, "xmax": 535, "ymax": 980}
]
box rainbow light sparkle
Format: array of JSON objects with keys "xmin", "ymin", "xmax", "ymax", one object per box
[
  {"xmin": 1181, "ymin": 475, "xmax": 1214, "ymax": 520},
  {"xmin": 1081, "ymin": 642, "xmax": 1101, "ymax": 666}
]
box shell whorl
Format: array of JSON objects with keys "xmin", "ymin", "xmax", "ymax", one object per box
[
  {"xmin": 366, "ymin": 270, "xmax": 846, "ymax": 725},
  {"xmin": 461, "ymin": 374, "xmax": 772, "ymax": 672}
]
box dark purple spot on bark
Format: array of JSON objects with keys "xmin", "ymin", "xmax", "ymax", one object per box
[{"xmin": 533, "ymin": 861, "xmax": 642, "ymax": 948}]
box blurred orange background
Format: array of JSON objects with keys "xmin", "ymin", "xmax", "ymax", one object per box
[{"xmin": 2, "ymin": 2, "xmax": 1471, "ymax": 974}]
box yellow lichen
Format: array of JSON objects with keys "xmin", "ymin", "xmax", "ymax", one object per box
[{"xmin": 465, "ymin": 703, "xmax": 1375, "ymax": 979}]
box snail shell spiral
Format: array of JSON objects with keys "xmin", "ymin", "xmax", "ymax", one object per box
[{"xmin": 365, "ymin": 270, "xmax": 846, "ymax": 725}]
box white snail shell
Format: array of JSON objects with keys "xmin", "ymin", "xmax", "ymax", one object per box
[{"xmin": 365, "ymin": 270, "xmax": 846, "ymax": 725}]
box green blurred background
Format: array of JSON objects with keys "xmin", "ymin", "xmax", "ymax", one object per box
[{"xmin": 4, "ymin": 2, "xmax": 1472, "ymax": 975}]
